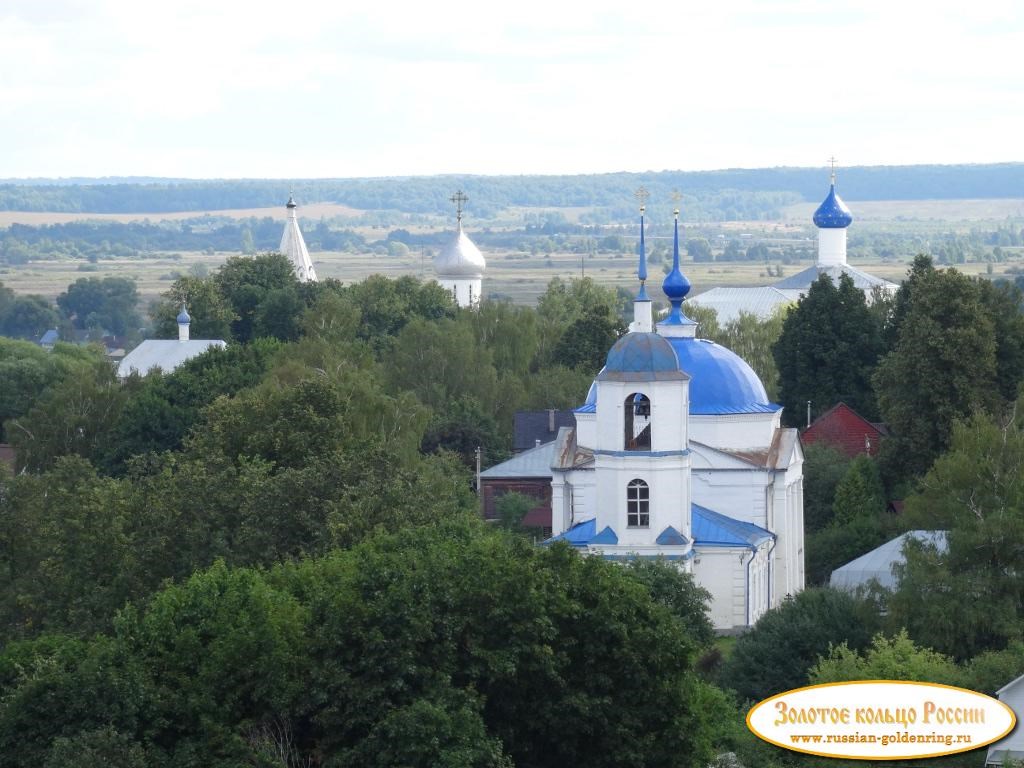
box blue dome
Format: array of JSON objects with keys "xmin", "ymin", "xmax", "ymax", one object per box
[
  {"xmin": 813, "ymin": 184, "xmax": 853, "ymax": 228},
  {"xmin": 598, "ymin": 332, "xmax": 685, "ymax": 381},
  {"xmin": 665, "ymin": 337, "xmax": 780, "ymax": 415},
  {"xmin": 176, "ymin": 305, "xmax": 191, "ymax": 324}
]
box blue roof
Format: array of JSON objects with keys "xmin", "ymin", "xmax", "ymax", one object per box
[
  {"xmin": 39, "ymin": 329, "xmax": 59, "ymax": 345},
  {"xmin": 542, "ymin": 505, "xmax": 772, "ymax": 551},
  {"xmin": 692, "ymin": 504, "xmax": 774, "ymax": 548},
  {"xmin": 665, "ymin": 337, "xmax": 779, "ymax": 415},
  {"xmin": 598, "ymin": 333, "xmax": 686, "ymax": 381},
  {"xmin": 577, "ymin": 336, "xmax": 779, "ymax": 415},
  {"xmin": 176, "ymin": 304, "xmax": 191, "ymax": 324},
  {"xmin": 590, "ymin": 526, "xmax": 619, "ymax": 545},
  {"xmin": 812, "ymin": 184, "xmax": 853, "ymax": 229},
  {"xmin": 545, "ymin": 518, "xmax": 596, "ymax": 547},
  {"xmin": 656, "ymin": 525, "xmax": 690, "ymax": 546}
]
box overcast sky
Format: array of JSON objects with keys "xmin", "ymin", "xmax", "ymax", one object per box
[{"xmin": 2, "ymin": 0, "xmax": 1021, "ymax": 179}]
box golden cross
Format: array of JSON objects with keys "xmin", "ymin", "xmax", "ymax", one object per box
[
  {"xmin": 450, "ymin": 190, "xmax": 468, "ymax": 221},
  {"xmin": 634, "ymin": 186, "xmax": 650, "ymax": 214},
  {"xmin": 829, "ymin": 156, "xmax": 838, "ymax": 185},
  {"xmin": 671, "ymin": 190, "xmax": 682, "ymax": 218}
]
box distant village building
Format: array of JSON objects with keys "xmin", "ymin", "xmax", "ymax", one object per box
[
  {"xmin": 480, "ymin": 441, "xmax": 556, "ymax": 534},
  {"xmin": 802, "ymin": 402, "xmax": 886, "ymax": 458},
  {"xmin": 117, "ymin": 305, "xmax": 225, "ymax": 378},
  {"xmin": 689, "ymin": 167, "xmax": 898, "ymax": 322},
  {"xmin": 280, "ymin": 196, "xmax": 317, "ymax": 282},
  {"xmin": 830, "ymin": 530, "xmax": 947, "ymax": 592},
  {"xmin": 512, "ymin": 410, "xmax": 576, "ymax": 453},
  {"xmin": 434, "ymin": 190, "xmax": 486, "ymax": 308},
  {"xmin": 483, "ymin": 200, "xmax": 805, "ymax": 632}
]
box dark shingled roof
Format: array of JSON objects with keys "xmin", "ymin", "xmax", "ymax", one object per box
[{"xmin": 513, "ymin": 410, "xmax": 576, "ymax": 453}]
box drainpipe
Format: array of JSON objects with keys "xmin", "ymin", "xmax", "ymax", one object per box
[
  {"xmin": 765, "ymin": 537, "xmax": 778, "ymax": 610},
  {"xmin": 745, "ymin": 549, "xmax": 756, "ymax": 627}
]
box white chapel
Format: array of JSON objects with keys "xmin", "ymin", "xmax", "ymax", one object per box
[
  {"xmin": 434, "ymin": 190, "xmax": 486, "ymax": 308},
  {"xmin": 280, "ymin": 195, "xmax": 317, "ymax": 282},
  {"xmin": 538, "ymin": 202, "xmax": 805, "ymax": 631}
]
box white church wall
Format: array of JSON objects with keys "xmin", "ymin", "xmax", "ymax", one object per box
[
  {"xmin": 691, "ymin": 469, "xmax": 770, "ymax": 528},
  {"xmin": 690, "ymin": 412, "xmax": 779, "ymax": 451},
  {"xmin": 594, "ymin": 379, "xmax": 688, "ymax": 454},
  {"xmin": 437, "ymin": 277, "xmax": 482, "ymax": 308},
  {"xmin": 593, "ymin": 455, "xmax": 690, "ymax": 547},
  {"xmin": 574, "ymin": 412, "xmax": 596, "ymax": 449}
]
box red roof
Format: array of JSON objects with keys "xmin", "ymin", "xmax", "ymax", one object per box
[{"xmin": 802, "ymin": 403, "xmax": 884, "ymax": 458}]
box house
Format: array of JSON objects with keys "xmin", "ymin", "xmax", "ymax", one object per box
[
  {"xmin": 512, "ymin": 410, "xmax": 576, "ymax": 453},
  {"xmin": 986, "ymin": 673, "xmax": 1024, "ymax": 765},
  {"xmin": 802, "ymin": 402, "xmax": 885, "ymax": 458},
  {"xmin": 117, "ymin": 305, "xmax": 225, "ymax": 378},
  {"xmin": 830, "ymin": 530, "xmax": 947, "ymax": 592},
  {"xmin": 480, "ymin": 441, "xmax": 555, "ymax": 535}
]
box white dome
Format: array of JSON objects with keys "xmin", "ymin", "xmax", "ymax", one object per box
[{"xmin": 434, "ymin": 222, "xmax": 486, "ymax": 277}]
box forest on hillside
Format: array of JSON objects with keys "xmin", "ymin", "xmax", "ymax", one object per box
[{"xmin": 1, "ymin": 163, "xmax": 1023, "ymax": 219}]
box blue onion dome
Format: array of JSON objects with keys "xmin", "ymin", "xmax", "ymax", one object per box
[
  {"xmin": 598, "ymin": 333, "xmax": 687, "ymax": 381},
  {"xmin": 664, "ymin": 337, "xmax": 779, "ymax": 415},
  {"xmin": 176, "ymin": 304, "xmax": 191, "ymax": 324},
  {"xmin": 662, "ymin": 264, "xmax": 691, "ymax": 301},
  {"xmin": 813, "ymin": 184, "xmax": 853, "ymax": 228}
]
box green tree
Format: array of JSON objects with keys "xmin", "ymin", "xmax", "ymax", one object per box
[
  {"xmin": 872, "ymin": 259, "xmax": 1024, "ymax": 487},
  {"xmin": 57, "ymin": 276, "xmax": 140, "ymax": 336},
  {"xmin": 151, "ymin": 274, "xmax": 234, "ymax": 340},
  {"xmin": 687, "ymin": 238, "xmax": 713, "ymax": 262},
  {"xmin": 0, "ymin": 295, "xmax": 59, "ymax": 340},
  {"xmin": 810, "ymin": 630, "xmax": 963, "ymax": 686},
  {"xmin": 888, "ymin": 403, "xmax": 1024, "ymax": 659},
  {"xmin": 551, "ymin": 306, "xmax": 625, "ymax": 372},
  {"xmin": 213, "ymin": 253, "xmax": 301, "ymax": 343},
  {"xmin": 719, "ymin": 588, "xmax": 880, "ymax": 701},
  {"xmin": 802, "ymin": 444, "xmax": 851, "ymax": 533},
  {"xmin": 773, "ymin": 273, "xmax": 885, "ymax": 425}
]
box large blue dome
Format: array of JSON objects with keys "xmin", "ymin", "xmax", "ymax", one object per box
[
  {"xmin": 578, "ymin": 336, "xmax": 780, "ymax": 415},
  {"xmin": 813, "ymin": 184, "xmax": 853, "ymax": 229},
  {"xmin": 665, "ymin": 337, "xmax": 778, "ymax": 415}
]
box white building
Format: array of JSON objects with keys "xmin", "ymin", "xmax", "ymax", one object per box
[
  {"xmin": 489, "ymin": 205, "xmax": 805, "ymax": 631},
  {"xmin": 117, "ymin": 305, "xmax": 226, "ymax": 378},
  {"xmin": 280, "ymin": 196, "xmax": 317, "ymax": 282},
  {"xmin": 987, "ymin": 673, "xmax": 1024, "ymax": 765},
  {"xmin": 689, "ymin": 169, "xmax": 897, "ymax": 322},
  {"xmin": 434, "ymin": 191, "xmax": 485, "ymax": 308}
]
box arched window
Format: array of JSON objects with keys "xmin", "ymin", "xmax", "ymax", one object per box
[
  {"xmin": 627, "ymin": 479, "xmax": 650, "ymax": 528},
  {"xmin": 624, "ymin": 393, "xmax": 651, "ymax": 451}
]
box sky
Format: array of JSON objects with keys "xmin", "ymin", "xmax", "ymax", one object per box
[{"xmin": 2, "ymin": 0, "xmax": 1022, "ymax": 179}]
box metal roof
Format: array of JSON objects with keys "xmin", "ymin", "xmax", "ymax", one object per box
[
  {"xmin": 513, "ymin": 410, "xmax": 576, "ymax": 452},
  {"xmin": 117, "ymin": 339, "xmax": 227, "ymax": 378},
  {"xmin": 434, "ymin": 221, "xmax": 486, "ymax": 277},
  {"xmin": 687, "ymin": 286, "xmax": 801, "ymax": 323},
  {"xmin": 830, "ymin": 530, "xmax": 948, "ymax": 591},
  {"xmin": 480, "ymin": 440, "xmax": 556, "ymax": 479},
  {"xmin": 280, "ymin": 198, "xmax": 317, "ymax": 282},
  {"xmin": 692, "ymin": 503, "xmax": 775, "ymax": 548},
  {"xmin": 665, "ymin": 337, "xmax": 780, "ymax": 415},
  {"xmin": 598, "ymin": 332, "xmax": 688, "ymax": 381},
  {"xmin": 773, "ymin": 263, "xmax": 896, "ymax": 291}
]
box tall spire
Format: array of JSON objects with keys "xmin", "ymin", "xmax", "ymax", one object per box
[
  {"xmin": 279, "ymin": 195, "xmax": 318, "ymax": 282},
  {"xmin": 635, "ymin": 186, "xmax": 649, "ymax": 300},
  {"xmin": 630, "ymin": 187, "xmax": 653, "ymax": 333},
  {"xmin": 658, "ymin": 193, "xmax": 696, "ymax": 338},
  {"xmin": 812, "ymin": 160, "xmax": 853, "ymax": 267}
]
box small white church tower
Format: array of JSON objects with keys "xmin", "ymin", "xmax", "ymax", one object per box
[
  {"xmin": 279, "ymin": 195, "xmax": 317, "ymax": 282},
  {"xmin": 814, "ymin": 159, "xmax": 854, "ymax": 267},
  {"xmin": 434, "ymin": 190, "xmax": 486, "ymax": 308}
]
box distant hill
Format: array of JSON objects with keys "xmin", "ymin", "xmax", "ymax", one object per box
[{"xmin": 0, "ymin": 164, "xmax": 1022, "ymax": 221}]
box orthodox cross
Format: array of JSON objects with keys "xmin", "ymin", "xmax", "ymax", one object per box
[
  {"xmin": 450, "ymin": 190, "xmax": 468, "ymax": 221},
  {"xmin": 634, "ymin": 186, "xmax": 649, "ymax": 214},
  {"xmin": 671, "ymin": 190, "xmax": 682, "ymax": 218},
  {"xmin": 829, "ymin": 156, "xmax": 838, "ymax": 185}
]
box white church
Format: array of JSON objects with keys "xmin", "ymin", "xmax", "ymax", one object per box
[
  {"xmin": 433, "ymin": 191, "xmax": 486, "ymax": 308},
  {"xmin": 491, "ymin": 202, "xmax": 805, "ymax": 632},
  {"xmin": 689, "ymin": 170, "xmax": 897, "ymax": 322}
]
